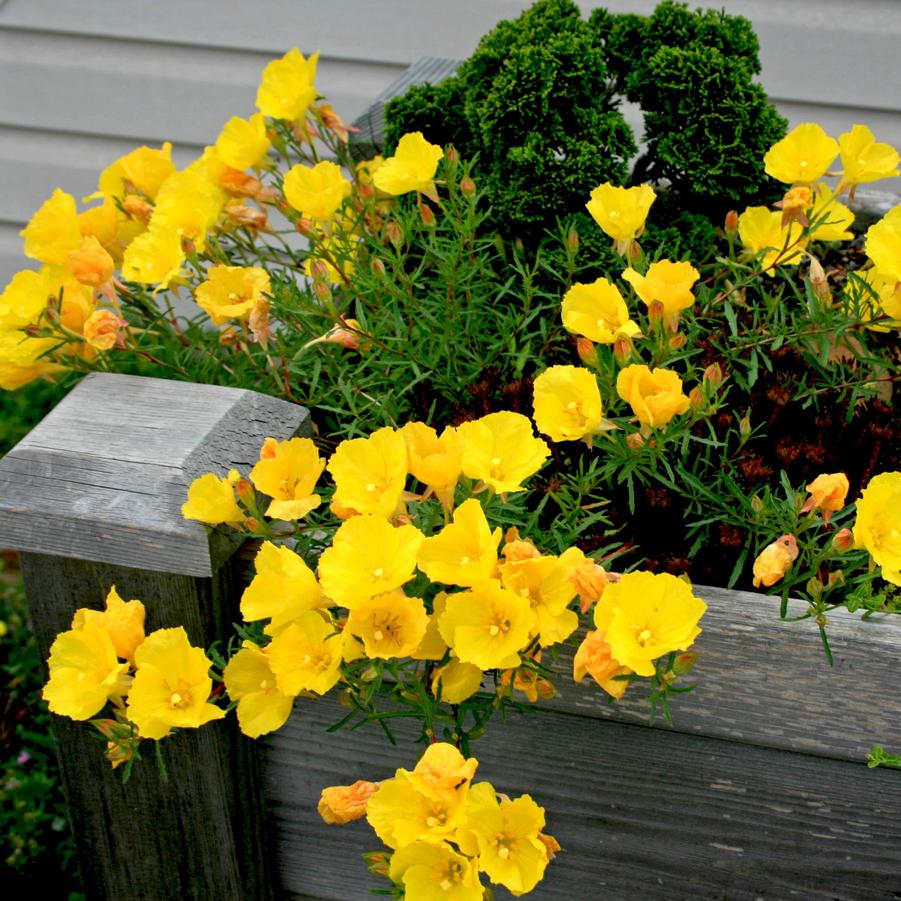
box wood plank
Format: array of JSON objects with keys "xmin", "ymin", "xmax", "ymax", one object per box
[
  {"xmin": 0, "ymin": 373, "xmax": 310, "ymax": 576},
  {"xmin": 545, "ymin": 584, "xmax": 901, "ymax": 763},
  {"xmin": 19, "ymin": 549, "xmax": 274, "ymax": 901},
  {"xmin": 263, "ymin": 697, "xmax": 901, "ymax": 900}
]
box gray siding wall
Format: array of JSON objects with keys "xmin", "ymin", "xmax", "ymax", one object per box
[{"xmin": 2, "ymin": 0, "xmax": 900, "ymax": 284}]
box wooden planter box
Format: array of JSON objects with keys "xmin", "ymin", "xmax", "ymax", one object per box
[{"xmin": 0, "ymin": 373, "xmax": 899, "ymax": 900}]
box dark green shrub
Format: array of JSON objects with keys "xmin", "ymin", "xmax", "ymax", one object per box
[{"xmin": 602, "ymin": 0, "xmax": 787, "ymax": 211}]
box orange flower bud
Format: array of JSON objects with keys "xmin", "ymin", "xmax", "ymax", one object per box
[
  {"xmin": 121, "ymin": 194, "xmax": 153, "ymax": 225},
  {"xmin": 672, "ymin": 652, "xmax": 697, "ymax": 675},
  {"xmin": 317, "ymin": 780, "xmax": 379, "ymax": 825},
  {"xmin": 224, "ymin": 201, "xmax": 268, "ymax": 230},
  {"xmin": 385, "ymin": 220, "xmax": 404, "ymax": 247},
  {"xmin": 626, "ymin": 432, "xmax": 645, "ymax": 451},
  {"xmin": 724, "ymin": 209, "xmax": 740, "ymax": 237},
  {"xmin": 576, "ymin": 336, "xmax": 598, "ymax": 368},
  {"xmin": 234, "ymin": 478, "xmax": 255, "ymax": 505},
  {"xmin": 445, "ymin": 145, "xmax": 460, "ymax": 163},
  {"xmin": 801, "ymin": 472, "xmax": 849, "ymax": 523},
  {"xmin": 752, "ymin": 534, "xmax": 799, "ymax": 588},
  {"xmin": 83, "ymin": 309, "xmax": 125, "ymax": 351},
  {"xmin": 218, "ymin": 168, "xmax": 276, "ymax": 202},
  {"xmin": 419, "ymin": 203, "xmax": 436, "ymax": 227},
  {"xmin": 295, "ymin": 218, "xmax": 316, "ymax": 237},
  {"xmin": 566, "ymin": 225, "xmax": 580, "ymax": 251},
  {"xmin": 688, "ymin": 387, "xmax": 704, "ymax": 409},
  {"xmin": 371, "ymin": 257, "xmax": 386, "ymax": 277},
  {"xmin": 459, "ymin": 176, "xmax": 476, "ymax": 196},
  {"xmin": 703, "ymin": 363, "xmax": 725, "ymax": 389},
  {"xmin": 66, "ymin": 236, "xmax": 115, "ymax": 288},
  {"xmin": 668, "ymin": 333, "xmax": 687, "ymax": 350},
  {"xmin": 833, "ymin": 528, "xmax": 854, "ymax": 552}
]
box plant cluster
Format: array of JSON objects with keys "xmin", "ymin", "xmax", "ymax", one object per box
[
  {"xmin": 1, "ymin": 7, "xmax": 900, "ymax": 890},
  {"xmin": 42, "ymin": 422, "xmax": 706, "ymax": 897},
  {"xmin": 384, "ymin": 0, "xmax": 784, "ymax": 263}
]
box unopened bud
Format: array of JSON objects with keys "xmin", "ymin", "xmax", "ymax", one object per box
[
  {"xmin": 536, "ymin": 679, "xmax": 556, "ymax": 701},
  {"xmin": 419, "ymin": 203, "xmax": 436, "ymax": 227},
  {"xmin": 703, "ymin": 363, "xmax": 725, "ymax": 389},
  {"xmin": 750, "ymin": 495, "xmax": 764, "ymax": 514},
  {"xmin": 626, "ymin": 432, "xmax": 645, "ymax": 450},
  {"xmin": 808, "ymin": 256, "xmax": 831, "ymax": 305},
  {"xmin": 724, "ymin": 209, "xmax": 740, "ymax": 238},
  {"xmin": 234, "ymin": 478, "xmax": 255, "ymax": 505},
  {"xmin": 295, "ymin": 218, "xmax": 316, "ymax": 237},
  {"xmin": 739, "ymin": 414, "xmax": 752, "ymax": 440},
  {"xmin": 672, "ymin": 652, "xmax": 697, "ymax": 675},
  {"xmin": 122, "ymin": 194, "xmax": 153, "ymax": 225},
  {"xmin": 219, "ymin": 326, "xmax": 240, "ymax": 346},
  {"xmin": 312, "ymin": 280, "xmax": 332, "ymax": 303},
  {"xmin": 363, "ymin": 851, "xmax": 391, "ymax": 878},
  {"xmin": 445, "ymin": 145, "xmax": 459, "ymax": 163},
  {"xmin": 576, "ymin": 337, "xmax": 597, "ymax": 368},
  {"xmin": 244, "ymin": 517, "xmax": 261, "ymax": 532},
  {"xmin": 826, "ymin": 570, "xmax": 846, "ymax": 589},
  {"xmin": 459, "ymin": 176, "xmax": 476, "ymax": 196},
  {"xmin": 669, "ymin": 333, "xmax": 687, "ymax": 350},
  {"xmin": 309, "ymin": 259, "xmax": 330, "ymax": 281},
  {"xmin": 566, "ymin": 226, "xmax": 580, "ymax": 251},
  {"xmin": 833, "ymin": 528, "xmax": 854, "ymax": 552},
  {"xmin": 613, "ymin": 335, "xmax": 633, "ymax": 364},
  {"xmin": 371, "ymin": 257, "xmax": 386, "ymax": 277},
  {"xmin": 688, "ymin": 386, "xmax": 704, "ymax": 409},
  {"xmin": 385, "ymin": 220, "xmax": 404, "ymax": 247}
]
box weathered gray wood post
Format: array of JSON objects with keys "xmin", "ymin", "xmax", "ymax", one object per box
[{"xmin": 0, "ymin": 372, "xmax": 310, "ymax": 901}]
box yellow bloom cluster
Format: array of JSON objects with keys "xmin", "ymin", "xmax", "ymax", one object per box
[
  {"xmin": 42, "ymin": 587, "xmax": 225, "ymax": 765},
  {"xmin": 321, "ymin": 743, "xmax": 558, "ymax": 898},
  {"xmin": 853, "ymin": 471, "xmax": 901, "ymax": 586}
]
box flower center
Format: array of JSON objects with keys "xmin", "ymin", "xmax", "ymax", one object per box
[{"xmin": 637, "ymin": 628, "xmax": 653, "ymax": 647}]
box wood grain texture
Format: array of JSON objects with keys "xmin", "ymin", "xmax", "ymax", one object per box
[
  {"xmin": 20, "ymin": 550, "xmax": 275, "ymax": 901},
  {"xmin": 0, "ymin": 372, "xmax": 310, "ymax": 575},
  {"xmin": 544, "ymin": 584, "xmax": 901, "ymax": 763},
  {"xmin": 264, "ymin": 697, "xmax": 901, "ymax": 901}
]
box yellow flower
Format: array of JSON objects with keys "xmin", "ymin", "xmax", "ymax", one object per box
[
  {"xmin": 438, "ymin": 581, "xmax": 535, "ymax": 670},
  {"xmin": 249, "ymin": 435, "xmax": 324, "ymax": 520},
  {"xmin": 346, "ymin": 591, "xmax": 429, "ymax": 659},
  {"xmin": 223, "ymin": 641, "xmax": 295, "ymax": 738},
  {"xmin": 585, "ymin": 182, "xmax": 655, "ymax": 252},
  {"xmin": 241, "ymin": 541, "xmax": 324, "ymax": 632},
  {"xmin": 738, "ymin": 206, "xmax": 807, "ymax": 270},
  {"xmin": 266, "ymin": 610, "xmax": 344, "ymax": 696},
  {"xmin": 622, "ymin": 260, "xmax": 700, "ymax": 315},
  {"xmin": 844, "ymin": 268, "xmax": 901, "ymax": 330},
  {"xmin": 42, "ymin": 623, "xmax": 131, "ymax": 720},
  {"xmin": 63, "ymin": 236, "xmax": 115, "ymax": 288},
  {"xmin": 838, "ymin": 124, "xmax": 900, "ymax": 192},
  {"xmin": 78, "ymin": 196, "xmax": 122, "ymax": 253},
  {"xmin": 152, "ymin": 168, "xmax": 225, "ymax": 251},
  {"xmin": 853, "ymin": 471, "xmax": 901, "ymax": 585},
  {"xmin": 83, "ymin": 309, "xmax": 124, "ymax": 351},
  {"xmin": 0, "ymin": 329, "xmax": 61, "ymax": 390},
  {"xmin": 763, "ymin": 123, "xmax": 838, "ymax": 184},
  {"xmin": 318, "ymin": 780, "xmax": 379, "ymax": 825},
  {"xmin": 459, "ymin": 782, "xmax": 550, "ymax": 895},
  {"xmin": 283, "ymin": 160, "xmax": 352, "ymax": 221},
  {"xmin": 866, "ymin": 206, "xmax": 901, "ymax": 282},
  {"xmin": 561, "ymin": 277, "xmax": 640, "ymax": 344},
  {"xmin": 572, "ymin": 628, "xmax": 631, "ymax": 698},
  {"xmin": 417, "ymin": 498, "xmax": 501, "ymax": 587},
  {"xmin": 752, "ymin": 534, "xmax": 800, "ymax": 588},
  {"xmin": 532, "ymin": 365, "xmax": 603, "ymax": 443},
  {"xmin": 808, "ymin": 184, "xmax": 854, "ymax": 242},
  {"xmin": 256, "ymin": 48, "xmax": 319, "ymax": 122},
  {"xmin": 593, "ymin": 572, "xmax": 707, "ymax": 677},
  {"xmin": 121, "ymin": 225, "xmax": 185, "ymax": 289},
  {"xmin": 400, "ymin": 421, "xmax": 464, "ymax": 511},
  {"xmin": 181, "ymin": 470, "xmax": 245, "ymax": 524},
  {"xmin": 389, "ymin": 841, "xmax": 483, "ymax": 901},
  {"xmin": 411, "ymin": 593, "xmax": 450, "ymax": 661},
  {"xmin": 21, "ymin": 189, "xmax": 83, "ymax": 266},
  {"xmin": 616, "ymin": 364, "xmax": 690, "ymax": 428},
  {"xmin": 327, "ymin": 426, "xmax": 408, "ymax": 518},
  {"xmin": 406, "ymin": 742, "xmax": 478, "ymax": 803},
  {"xmin": 318, "ymin": 515, "xmax": 424, "ymax": 609},
  {"xmin": 456, "ymin": 411, "xmax": 549, "ymax": 494},
  {"xmin": 0, "ymin": 269, "xmax": 55, "ymax": 330},
  {"xmin": 71, "ymin": 586, "xmax": 145, "ymax": 661},
  {"xmin": 498, "ymin": 548, "xmax": 582, "ymax": 647},
  {"xmin": 431, "ymin": 657, "xmax": 483, "ymax": 703},
  {"xmin": 373, "ymin": 132, "xmax": 443, "ymax": 197},
  {"xmin": 215, "ymin": 113, "xmax": 271, "ymax": 171},
  {"xmin": 97, "ymin": 143, "xmax": 176, "ymax": 200},
  {"xmin": 802, "ymin": 473, "xmax": 849, "ymax": 522},
  {"xmin": 126, "ymin": 627, "xmax": 226, "ymax": 740},
  {"xmin": 367, "ymin": 771, "xmax": 467, "ymax": 850},
  {"xmin": 194, "ymin": 265, "xmax": 271, "ymax": 325}
]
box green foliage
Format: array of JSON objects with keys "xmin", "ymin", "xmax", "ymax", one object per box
[
  {"xmin": 602, "ymin": 0, "xmax": 787, "ymax": 211},
  {"xmin": 382, "ymin": 79, "xmax": 474, "ymax": 159},
  {"xmin": 384, "ymin": 0, "xmax": 635, "ymax": 245},
  {"xmin": 0, "ymin": 376, "xmax": 73, "ymax": 456},
  {"xmin": 0, "ymin": 567, "xmax": 82, "ymax": 898}
]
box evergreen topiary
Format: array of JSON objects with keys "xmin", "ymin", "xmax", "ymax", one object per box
[{"xmin": 601, "ymin": 1, "xmax": 787, "ymax": 211}]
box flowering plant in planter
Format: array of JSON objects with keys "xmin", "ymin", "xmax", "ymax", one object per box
[{"xmin": 2, "ymin": 0, "xmax": 901, "ymax": 892}]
